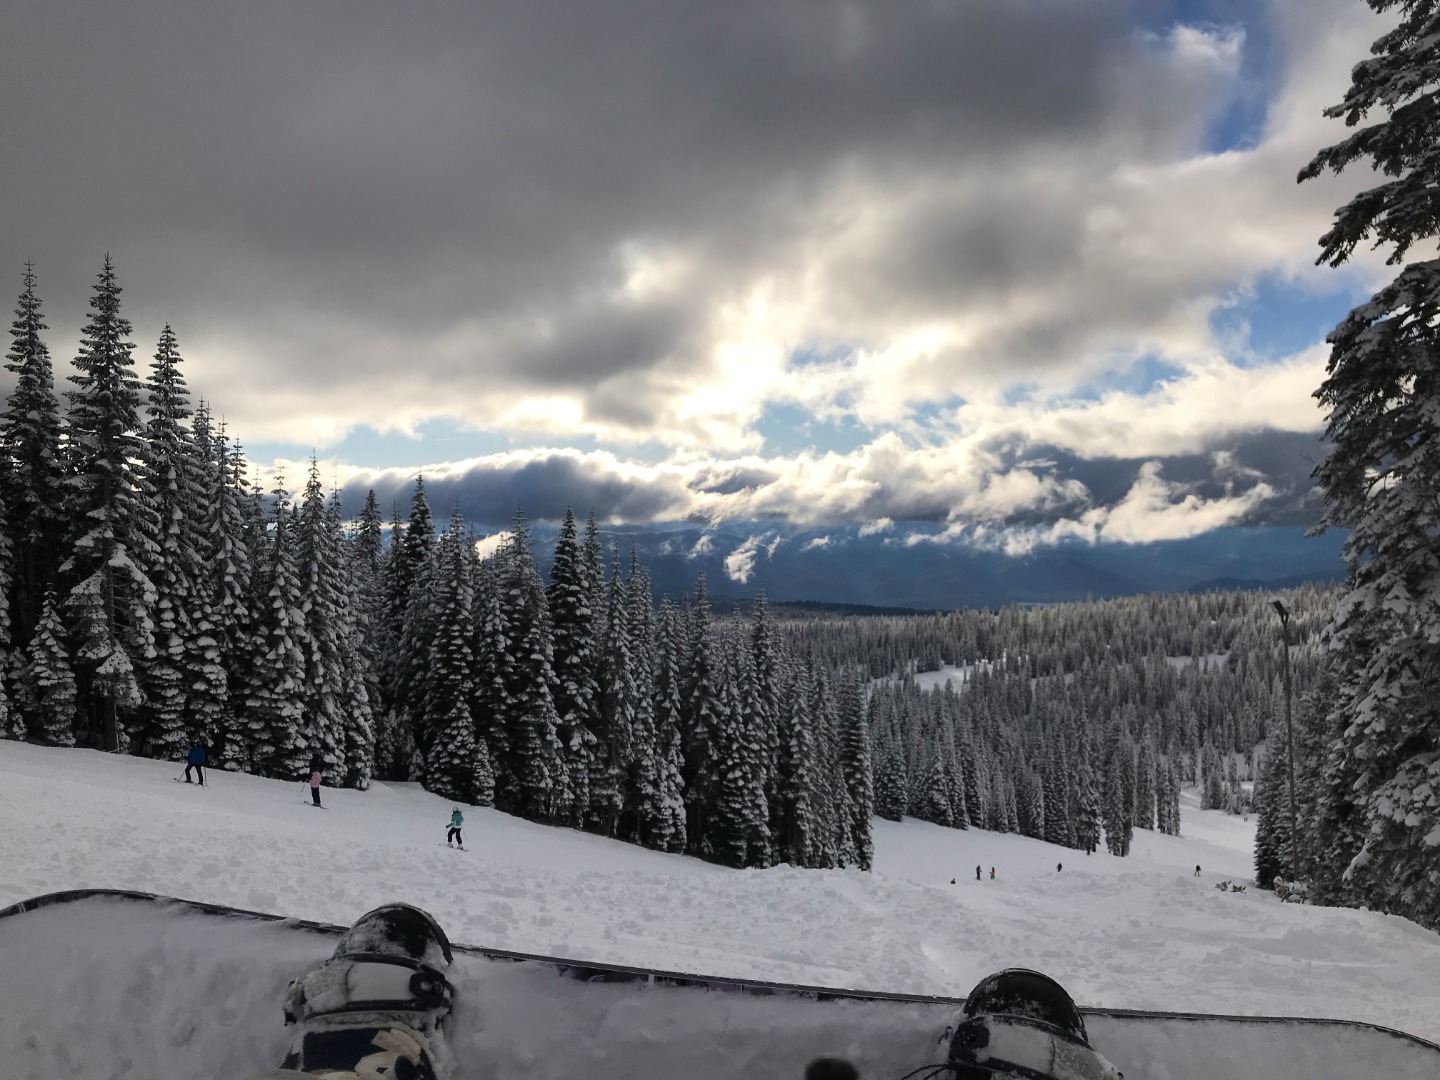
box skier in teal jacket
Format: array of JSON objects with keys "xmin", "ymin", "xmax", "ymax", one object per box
[{"xmin": 446, "ymin": 809, "xmax": 464, "ymax": 848}]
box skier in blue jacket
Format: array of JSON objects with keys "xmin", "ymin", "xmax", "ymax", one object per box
[{"xmin": 183, "ymin": 743, "xmax": 206, "ymax": 786}]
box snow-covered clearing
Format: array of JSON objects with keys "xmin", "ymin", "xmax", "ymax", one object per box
[{"xmin": 3, "ymin": 741, "xmax": 1440, "ymax": 1049}]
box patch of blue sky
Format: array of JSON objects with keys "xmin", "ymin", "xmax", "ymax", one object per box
[
  {"xmin": 787, "ymin": 343, "xmax": 857, "ymax": 369},
  {"xmin": 1212, "ymin": 275, "xmax": 1360, "ymax": 364},
  {"xmin": 245, "ymin": 417, "xmax": 676, "ymax": 471},
  {"xmin": 243, "ymin": 417, "xmax": 506, "ymax": 470},
  {"xmin": 1067, "ymin": 355, "xmax": 1189, "ymax": 403},
  {"xmin": 1137, "ymin": 0, "xmax": 1279, "ymax": 154},
  {"xmin": 753, "ymin": 401, "xmax": 872, "ymax": 457}
]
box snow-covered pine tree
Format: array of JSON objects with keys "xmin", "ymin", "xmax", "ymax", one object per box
[
  {"xmin": 548, "ymin": 507, "xmax": 598, "ymax": 827},
  {"xmin": 590, "ymin": 553, "xmax": 636, "ymax": 836},
  {"xmin": 775, "ymin": 658, "xmax": 820, "ymax": 861},
  {"xmin": 1161, "ymin": 758, "xmax": 1182, "ymax": 836},
  {"xmin": 750, "ymin": 590, "xmax": 782, "ymax": 849},
  {"xmin": 809, "ymin": 663, "xmax": 847, "ymax": 868},
  {"xmin": 62, "ymin": 256, "xmax": 158, "ymax": 751},
  {"xmin": 1042, "ymin": 733, "xmax": 1074, "ymax": 847},
  {"xmin": 0, "ymin": 479, "xmax": 15, "ymax": 740},
  {"xmin": 294, "ymin": 460, "xmax": 348, "ymax": 772},
  {"xmin": 835, "ymin": 669, "xmax": 875, "ymax": 871},
  {"xmin": 135, "ymin": 325, "xmax": 205, "ymax": 759},
  {"xmin": 208, "ymin": 434, "xmax": 257, "ymax": 770},
  {"xmin": 243, "ymin": 480, "xmax": 308, "ymax": 778},
  {"xmin": 383, "ymin": 478, "xmax": 437, "ymax": 763},
  {"xmin": 329, "ymin": 491, "xmax": 376, "ymax": 789},
  {"xmin": 706, "ymin": 643, "xmax": 753, "ymax": 868},
  {"xmin": 1133, "ymin": 737, "xmax": 1157, "ymax": 830},
  {"xmin": 1074, "ymin": 719, "xmax": 1101, "ymax": 854},
  {"xmin": 957, "ymin": 711, "xmax": 984, "ymax": 827},
  {"xmin": 18, "ymin": 589, "xmax": 75, "ymax": 745},
  {"xmin": 422, "ymin": 507, "xmax": 477, "ymax": 802},
  {"xmin": 181, "ymin": 404, "xmax": 227, "ymax": 755},
  {"xmin": 347, "ymin": 490, "xmax": 389, "ymax": 779},
  {"xmin": 1102, "ymin": 722, "xmax": 1134, "ymax": 857},
  {"xmin": 873, "ymin": 734, "xmax": 908, "ymax": 822},
  {"xmin": 1202, "ymin": 744, "xmax": 1225, "ymax": 810},
  {"xmin": 620, "ymin": 551, "xmax": 660, "ymax": 843},
  {"xmin": 917, "ymin": 748, "xmax": 955, "ymax": 827},
  {"xmin": 1019, "ymin": 767, "xmax": 1045, "ymax": 839},
  {"xmin": 648, "ymin": 595, "xmax": 688, "ymax": 852},
  {"xmin": 679, "ymin": 574, "xmax": 722, "ymax": 854},
  {"xmin": 470, "ymin": 554, "xmax": 512, "ymax": 806},
  {"xmin": 497, "ymin": 511, "xmax": 567, "ymax": 822},
  {"xmin": 1297, "ymin": 0, "xmax": 1440, "ymax": 929},
  {"xmin": 2, "ymin": 264, "xmax": 66, "ymax": 650},
  {"xmin": 1253, "ymin": 753, "xmax": 1285, "ymax": 889}
]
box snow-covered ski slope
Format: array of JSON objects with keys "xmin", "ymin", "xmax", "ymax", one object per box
[{"xmin": 4, "ymin": 740, "xmax": 1440, "ymax": 1046}]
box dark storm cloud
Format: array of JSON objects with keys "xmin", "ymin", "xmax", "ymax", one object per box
[
  {"xmin": 340, "ymin": 451, "xmax": 692, "ymax": 532},
  {"xmin": 1, "ymin": 0, "xmax": 1137, "ymax": 410}
]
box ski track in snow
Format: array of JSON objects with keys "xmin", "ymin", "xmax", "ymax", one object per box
[{"xmin": 3, "ymin": 740, "xmax": 1440, "ymax": 1044}]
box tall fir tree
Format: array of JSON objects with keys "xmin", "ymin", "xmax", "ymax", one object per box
[
  {"xmin": 1298, "ymin": 0, "xmax": 1440, "ymax": 929},
  {"xmin": 349, "ymin": 490, "xmax": 389, "ymax": 779},
  {"xmin": 649, "ymin": 595, "xmax": 689, "ymax": 853},
  {"xmin": 62, "ymin": 256, "xmax": 158, "ymax": 751},
  {"xmin": 497, "ymin": 511, "xmax": 567, "ymax": 821},
  {"xmin": 381, "ymin": 476, "xmax": 435, "ymax": 752},
  {"xmin": 2, "ymin": 263, "xmax": 66, "ymax": 649},
  {"xmin": 836, "ymin": 669, "xmax": 875, "ymax": 871},
  {"xmin": 135, "ymin": 325, "xmax": 205, "ymax": 759},
  {"xmin": 548, "ymin": 507, "xmax": 598, "ymax": 827},
  {"xmin": 422, "ymin": 508, "xmax": 477, "ymax": 801},
  {"xmin": 591, "ymin": 553, "xmax": 637, "ymax": 836},
  {"xmin": 680, "ymin": 575, "xmax": 722, "ymax": 855},
  {"xmin": 775, "ymin": 659, "xmax": 820, "ymax": 861},
  {"xmin": 243, "ymin": 480, "xmax": 308, "ymax": 778},
  {"xmin": 208, "ymin": 435, "xmax": 257, "ymax": 769},
  {"xmin": 294, "ymin": 460, "xmax": 348, "ymax": 771}
]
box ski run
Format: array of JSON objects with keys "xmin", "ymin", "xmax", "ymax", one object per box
[{"xmin": 4, "ymin": 738, "xmax": 1440, "ymax": 1076}]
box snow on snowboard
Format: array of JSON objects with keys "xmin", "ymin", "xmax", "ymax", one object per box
[{"xmin": 2, "ymin": 890, "xmax": 1439, "ymax": 1080}]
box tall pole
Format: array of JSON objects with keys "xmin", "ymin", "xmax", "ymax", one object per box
[{"xmin": 1272, "ymin": 599, "xmax": 1299, "ymax": 882}]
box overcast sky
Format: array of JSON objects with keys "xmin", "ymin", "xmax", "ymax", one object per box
[{"xmin": 0, "ymin": 0, "xmax": 1389, "ymax": 552}]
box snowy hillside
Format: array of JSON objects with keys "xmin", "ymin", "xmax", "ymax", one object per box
[{"xmin": 4, "ymin": 741, "xmax": 1440, "ymax": 1044}]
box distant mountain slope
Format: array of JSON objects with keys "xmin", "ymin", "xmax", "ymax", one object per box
[{"xmin": 522, "ymin": 523, "xmax": 1346, "ymax": 609}]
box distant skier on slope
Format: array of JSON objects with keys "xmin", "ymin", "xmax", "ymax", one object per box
[
  {"xmin": 182, "ymin": 742, "xmax": 206, "ymax": 785},
  {"xmin": 976, "ymin": 865, "xmax": 982, "ymax": 881},
  {"xmin": 446, "ymin": 808, "xmax": 464, "ymax": 849},
  {"xmin": 306, "ymin": 757, "xmax": 323, "ymax": 808}
]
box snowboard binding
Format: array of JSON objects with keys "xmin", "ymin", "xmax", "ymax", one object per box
[
  {"xmin": 806, "ymin": 969, "xmax": 1122, "ymax": 1080},
  {"xmin": 279, "ymin": 903, "xmax": 456, "ymax": 1080}
]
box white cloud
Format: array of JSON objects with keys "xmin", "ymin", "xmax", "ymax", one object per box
[
  {"xmin": 472, "ymin": 532, "xmax": 508, "ymax": 560},
  {"xmin": 723, "ymin": 533, "xmax": 777, "ymax": 584}
]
